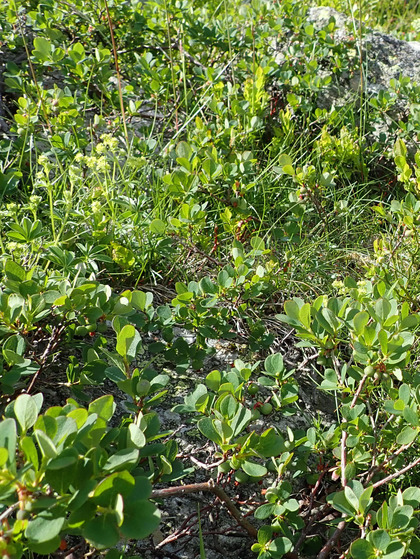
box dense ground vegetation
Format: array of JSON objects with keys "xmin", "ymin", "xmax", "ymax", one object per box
[{"xmin": 1, "ymin": 0, "xmax": 420, "ymax": 557}]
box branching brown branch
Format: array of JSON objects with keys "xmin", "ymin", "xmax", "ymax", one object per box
[
  {"xmin": 25, "ymin": 323, "xmax": 67, "ymax": 394},
  {"xmin": 151, "ymin": 479, "xmax": 258, "ymax": 538}
]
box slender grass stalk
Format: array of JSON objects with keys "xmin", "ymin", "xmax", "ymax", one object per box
[
  {"xmin": 197, "ymin": 504, "xmax": 206, "ymax": 559},
  {"xmin": 47, "ymin": 183, "xmax": 57, "ymax": 243},
  {"xmin": 347, "ymin": 0, "xmax": 367, "ymax": 180},
  {"xmin": 164, "ymin": 0, "xmax": 179, "ymax": 131},
  {"xmin": 162, "ymin": 54, "xmax": 239, "ymax": 151},
  {"xmin": 16, "ymin": 15, "xmax": 52, "ymax": 135},
  {"xmin": 148, "ymin": 94, "xmax": 160, "ymax": 141},
  {"xmin": 223, "ymin": 0, "xmax": 235, "ymax": 86},
  {"xmin": 357, "ymin": 0, "xmax": 366, "ymax": 181},
  {"xmin": 104, "ymin": 0, "xmax": 129, "ymax": 145},
  {"xmin": 180, "ymin": 23, "xmax": 189, "ymax": 116}
]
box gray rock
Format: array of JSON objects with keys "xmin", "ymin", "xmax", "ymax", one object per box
[
  {"xmin": 272, "ymin": 7, "xmax": 420, "ymax": 152},
  {"xmin": 306, "ymin": 6, "xmax": 420, "ymax": 95},
  {"xmin": 307, "ymin": 6, "xmax": 350, "ymax": 38}
]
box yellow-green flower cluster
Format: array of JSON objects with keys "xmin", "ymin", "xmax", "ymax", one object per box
[
  {"xmin": 75, "ymin": 136, "xmax": 119, "ymax": 173},
  {"xmin": 83, "ymin": 154, "xmax": 109, "ymax": 172},
  {"xmin": 96, "ymin": 134, "xmax": 119, "ymax": 153},
  {"xmin": 331, "ymin": 279, "xmax": 346, "ymax": 295},
  {"xmin": 91, "ymin": 201, "xmax": 103, "ymax": 214},
  {"xmin": 36, "ymin": 154, "xmax": 53, "ymax": 182}
]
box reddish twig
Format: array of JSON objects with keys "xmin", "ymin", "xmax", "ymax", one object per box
[
  {"xmin": 317, "ymin": 520, "xmax": 347, "ymax": 559},
  {"xmin": 103, "ymin": 0, "xmax": 129, "ymax": 145},
  {"xmin": 151, "ymin": 479, "xmax": 257, "ymax": 538},
  {"xmin": 304, "ymin": 469, "xmax": 327, "ymax": 520},
  {"xmin": 318, "ymin": 372, "xmax": 369, "ymax": 558},
  {"xmin": 372, "ymin": 455, "xmax": 420, "ymax": 490},
  {"xmin": 189, "ymin": 455, "xmax": 226, "ymax": 470},
  {"xmin": 25, "ymin": 323, "xmax": 66, "ymax": 394},
  {"xmin": 341, "ymin": 373, "xmax": 368, "ymax": 487},
  {"xmin": 294, "ymin": 502, "xmax": 331, "ymax": 555},
  {"xmin": 155, "ymin": 507, "xmax": 210, "ymax": 548},
  {"xmin": 365, "ymin": 440, "xmax": 414, "ymax": 484},
  {"xmin": 171, "ymin": 235, "xmax": 223, "ymax": 268}
]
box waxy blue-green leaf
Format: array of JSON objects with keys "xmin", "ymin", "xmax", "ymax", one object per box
[
  {"xmin": 83, "ymin": 514, "xmax": 120, "ymax": 549},
  {"xmin": 254, "ymin": 503, "xmax": 276, "ymax": 519},
  {"xmin": 176, "ymin": 141, "xmax": 192, "ymax": 160},
  {"xmin": 362, "ymin": 325, "xmax": 378, "ymax": 347},
  {"xmin": 88, "ymin": 395, "xmax": 115, "ymax": 422},
  {"xmin": 217, "ymin": 393, "xmax": 238, "ymax": 419},
  {"xmin": 403, "ymin": 406, "xmax": 419, "ymax": 426},
  {"xmin": 256, "ymin": 428, "xmax": 284, "ymax": 457},
  {"xmin": 264, "ymin": 353, "xmax": 284, "ymax": 376},
  {"xmin": 299, "ymin": 303, "xmax": 312, "ymax": 329},
  {"xmin": 396, "ymin": 426, "xmax": 418, "ymax": 445},
  {"xmin": 268, "ymin": 537, "xmax": 293, "ymax": 555},
  {"xmin": 348, "ymin": 480, "xmax": 366, "ymax": 500},
  {"xmin": 131, "ymin": 290, "xmax": 153, "ymax": 311},
  {"xmin": 149, "ymin": 219, "xmax": 166, "ymax": 235},
  {"xmin": 26, "ymin": 508, "xmax": 65, "ymax": 544},
  {"xmin": 116, "ymin": 324, "xmax": 142, "ymax": 362},
  {"xmin": 344, "ymin": 486, "xmax": 360, "ymax": 511},
  {"xmin": 390, "ymin": 505, "xmax": 413, "ymax": 530},
  {"xmin": 319, "ymin": 307, "xmax": 341, "ymax": 334},
  {"xmin": 197, "ymin": 417, "xmax": 223, "ymax": 445},
  {"xmin": 91, "ymin": 471, "xmax": 135, "ymax": 506},
  {"xmin": 32, "ymin": 37, "xmax": 52, "ymax": 60},
  {"xmin": 375, "ymin": 298, "xmax": 392, "ymax": 324},
  {"xmin": 259, "ymin": 527, "xmax": 276, "ymax": 549},
  {"xmin": 121, "ymin": 500, "xmax": 160, "ymax": 539},
  {"xmin": 27, "ymin": 538, "xmax": 61, "ymax": 555},
  {"xmin": 2, "ymin": 349, "xmax": 25, "ymax": 366},
  {"xmin": 383, "ymin": 542, "xmax": 405, "ymax": 559},
  {"xmin": 352, "ymin": 311, "xmax": 369, "ymax": 335},
  {"xmin": 359, "ymin": 485, "xmax": 374, "ymax": 514},
  {"xmin": 378, "ymin": 329, "xmax": 388, "ymax": 355},
  {"xmin": 242, "ymin": 461, "xmax": 267, "ymax": 477},
  {"xmin": 199, "ymin": 276, "xmax": 218, "ymax": 294},
  {"xmin": 320, "ymin": 369, "xmax": 340, "ymax": 390},
  {"xmin": 213, "ymin": 419, "xmax": 233, "ymax": 444},
  {"xmin": 103, "ymin": 448, "xmax": 139, "ymax": 472},
  {"xmin": 34, "ymin": 414, "xmax": 57, "ymax": 440},
  {"xmin": 45, "ymin": 449, "xmax": 79, "ymax": 493},
  {"xmin": 206, "ymin": 370, "xmax": 221, "ymax": 392},
  {"xmin": 393, "ymin": 399, "xmax": 405, "ymax": 411},
  {"xmin": 54, "ymin": 416, "xmax": 77, "ymax": 447},
  {"xmin": 46, "ymin": 448, "xmax": 78, "ymax": 471},
  {"xmin": 332, "ymin": 490, "xmax": 357, "ymax": 516},
  {"xmin": 350, "ymin": 539, "xmax": 375, "ymax": 559},
  {"xmin": 66, "ymin": 408, "xmax": 89, "ymax": 429},
  {"xmin": 367, "ymin": 530, "xmax": 390, "ymax": 552},
  {"xmin": 403, "ymin": 487, "xmax": 420, "ymax": 507},
  {"xmin": 127, "ymin": 423, "xmax": 146, "ymax": 449},
  {"xmin": 217, "ymin": 269, "xmax": 233, "ymax": 288},
  {"xmin": 399, "ymin": 384, "xmax": 411, "ymax": 404},
  {"xmin": 230, "ymin": 406, "xmax": 252, "ymax": 437},
  {"xmin": 35, "ymin": 430, "xmax": 57, "ymax": 459},
  {"xmin": 284, "ymin": 299, "xmax": 302, "ymax": 322},
  {"xmin": 0, "ymin": 418, "xmax": 17, "ymax": 467}
]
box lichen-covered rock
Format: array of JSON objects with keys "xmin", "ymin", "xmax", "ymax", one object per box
[
  {"xmin": 273, "ymin": 6, "xmax": 420, "ymax": 151},
  {"xmin": 360, "ymin": 33, "xmax": 420, "ymax": 93},
  {"xmin": 307, "ymin": 6, "xmax": 420, "ymax": 96}
]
